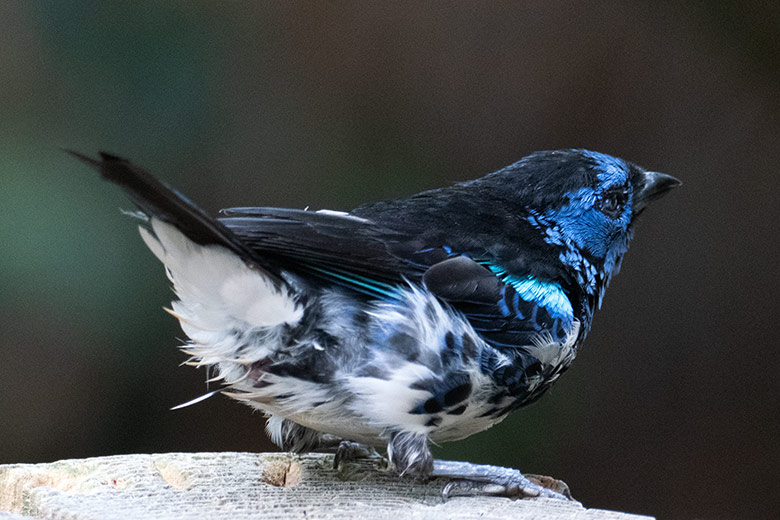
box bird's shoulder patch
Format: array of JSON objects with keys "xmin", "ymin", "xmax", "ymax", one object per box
[{"xmin": 420, "ymin": 254, "xmax": 575, "ymax": 350}]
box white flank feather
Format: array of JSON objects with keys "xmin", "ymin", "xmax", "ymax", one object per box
[{"xmin": 139, "ymin": 219, "xmax": 302, "ymax": 335}]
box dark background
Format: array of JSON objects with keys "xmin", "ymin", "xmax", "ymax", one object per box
[{"xmin": 1, "ymin": 2, "xmax": 778, "ymax": 519}]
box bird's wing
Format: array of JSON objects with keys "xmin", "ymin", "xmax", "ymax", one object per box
[
  {"xmin": 223, "ymin": 209, "xmax": 573, "ymax": 350},
  {"xmin": 219, "ymin": 207, "xmax": 427, "ymax": 299}
]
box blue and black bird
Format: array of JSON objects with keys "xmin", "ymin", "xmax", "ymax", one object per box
[{"xmin": 72, "ymin": 149, "xmax": 679, "ymax": 499}]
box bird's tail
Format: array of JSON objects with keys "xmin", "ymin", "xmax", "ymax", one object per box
[
  {"xmin": 69, "ymin": 151, "xmax": 302, "ymax": 340},
  {"xmin": 68, "ymin": 151, "xmax": 282, "ymax": 284}
]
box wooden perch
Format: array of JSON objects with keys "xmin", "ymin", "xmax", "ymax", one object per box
[{"xmin": 0, "ymin": 452, "xmax": 652, "ymax": 519}]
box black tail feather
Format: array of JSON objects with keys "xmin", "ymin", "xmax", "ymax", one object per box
[{"xmin": 69, "ymin": 150, "xmax": 282, "ymax": 285}]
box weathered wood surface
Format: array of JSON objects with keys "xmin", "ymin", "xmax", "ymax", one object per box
[{"xmin": 0, "ymin": 452, "xmax": 653, "ymax": 519}]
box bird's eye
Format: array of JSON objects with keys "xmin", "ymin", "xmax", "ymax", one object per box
[{"xmin": 598, "ymin": 187, "xmax": 628, "ymax": 218}]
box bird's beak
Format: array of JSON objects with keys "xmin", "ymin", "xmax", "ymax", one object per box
[{"xmin": 634, "ymin": 171, "xmax": 681, "ymax": 214}]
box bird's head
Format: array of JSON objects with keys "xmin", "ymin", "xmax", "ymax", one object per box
[{"xmin": 485, "ymin": 149, "xmax": 680, "ymax": 300}]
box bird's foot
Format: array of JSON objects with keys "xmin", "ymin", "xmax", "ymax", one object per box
[
  {"xmin": 333, "ymin": 440, "xmax": 379, "ymax": 469},
  {"xmin": 433, "ymin": 460, "xmax": 575, "ymax": 501}
]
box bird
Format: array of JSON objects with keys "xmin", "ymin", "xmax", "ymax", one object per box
[{"xmin": 71, "ymin": 148, "xmax": 679, "ymax": 500}]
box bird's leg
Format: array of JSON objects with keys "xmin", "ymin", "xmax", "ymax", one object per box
[
  {"xmin": 387, "ymin": 431, "xmax": 434, "ymax": 477},
  {"xmin": 269, "ymin": 417, "xmax": 379, "ymax": 468},
  {"xmin": 433, "ymin": 459, "xmax": 574, "ymax": 501},
  {"xmin": 270, "ymin": 417, "xmax": 342, "ymax": 453}
]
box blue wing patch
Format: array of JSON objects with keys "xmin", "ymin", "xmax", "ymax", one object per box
[
  {"xmin": 483, "ymin": 263, "xmax": 573, "ymax": 321},
  {"xmin": 306, "ymin": 265, "xmax": 401, "ymax": 300}
]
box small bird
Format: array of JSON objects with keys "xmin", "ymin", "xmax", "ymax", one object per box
[{"xmin": 72, "ymin": 149, "xmax": 679, "ymax": 499}]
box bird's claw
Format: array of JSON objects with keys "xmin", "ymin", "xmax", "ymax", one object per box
[
  {"xmin": 525, "ymin": 473, "xmax": 573, "ymax": 499},
  {"xmin": 333, "ymin": 440, "xmax": 378, "ymax": 469}
]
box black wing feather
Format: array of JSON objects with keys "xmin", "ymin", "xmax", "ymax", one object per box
[{"xmin": 220, "ymin": 209, "xmax": 423, "ymax": 284}]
